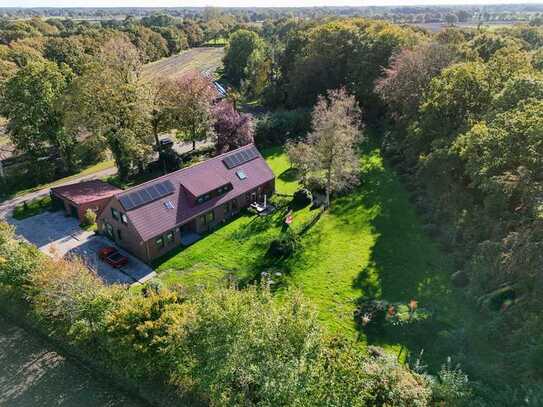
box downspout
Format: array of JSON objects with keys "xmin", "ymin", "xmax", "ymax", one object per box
[{"xmin": 145, "ymin": 240, "xmax": 151, "ymax": 264}]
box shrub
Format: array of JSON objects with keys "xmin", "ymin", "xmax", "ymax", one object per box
[
  {"xmin": 432, "ymin": 358, "xmax": 473, "ymax": 406},
  {"xmin": 13, "ymin": 196, "xmax": 53, "ymax": 220},
  {"xmin": 0, "ymin": 219, "xmax": 433, "ymax": 406},
  {"xmin": 0, "ymin": 222, "xmax": 43, "ymax": 289},
  {"xmin": 82, "ymin": 208, "xmax": 97, "ymax": 227},
  {"xmin": 451, "ymin": 270, "xmax": 469, "ymax": 288},
  {"xmin": 268, "ymin": 231, "xmax": 300, "ymax": 258},
  {"xmin": 292, "ymin": 188, "xmax": 313, "ymax": 209},
  {"xmin": 29, "ymin": 256, "xmax": 120, "ymax": 343},
  {"xmin": 255, "ymin": 109, "xmax": 311, "ymax": 146}
]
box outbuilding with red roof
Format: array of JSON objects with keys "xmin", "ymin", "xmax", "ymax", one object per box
[{"xmin": 51, "ymin": 180, "xmax": 122, "ymax": 222}]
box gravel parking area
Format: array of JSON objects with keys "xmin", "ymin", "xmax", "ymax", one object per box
[{"xmin": 9, "ymin": 210, "xmax": 155, "ymax": 285}]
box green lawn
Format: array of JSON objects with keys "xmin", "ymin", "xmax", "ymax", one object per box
[{"xmin": 154, "ymin": 143, "xmax": 462, "ymax": 365}]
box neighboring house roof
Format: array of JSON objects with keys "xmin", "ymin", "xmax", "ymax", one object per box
[
  {"xmin": 116, "ymin": 144, "xmax": 274, "ymax": 242},
  {"xmin": 51, "ymin": 180, "xmax": 122, "ymax": 205}
]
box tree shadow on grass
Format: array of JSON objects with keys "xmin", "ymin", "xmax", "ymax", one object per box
[
  {"xmin": 350, "ymin": 148, "xmax": 456, "ymax": 371},
  {"xmin": 278, "ymin": 168, "xmax": 299, "ymax": 183}
]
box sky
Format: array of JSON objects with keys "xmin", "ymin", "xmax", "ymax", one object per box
[{"xmin": 4, "ymin": 0, "xmax": 543, "ymax": 8}]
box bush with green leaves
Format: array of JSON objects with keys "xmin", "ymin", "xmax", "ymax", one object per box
[
  {"xmin": 254, "ymin": 109, "xmax": 311, "ymax": 146},
  {"xmin": 0, "ymin": 222, "xmax": 42, "ymax": 290},
  {"xmin": 81, "ymin": 208, "xmax": 97, "ymax": 227},
  {"xmin": 431, "ymin": 358, "xmax": 473, "ymax": 406},
  {"xmin": 0, "ymin": 220, "xmax": 433, "ymax": 405},
  {"xmin": 268, "ymin": 230, "xmax": 301, "ymax": 258},
  {"xmin": 292, "ymin": 188, "xmax": 313, "ymax": 208}
]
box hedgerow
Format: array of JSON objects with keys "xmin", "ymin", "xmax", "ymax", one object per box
[{"xmin": 0, "ymin": 220, "xmax": 434, "ymax": 406}]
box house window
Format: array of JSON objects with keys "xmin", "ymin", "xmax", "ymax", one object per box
[
  {"xmin": 197, "ymin": 194, "xmax": 210, "ymax": 204},
  {"xmin": 155, "ymin": 237, "xmax": 164, "ymax": 248},
  {"xmin": 121, "ymin": 213, "xmax": 128, "ymax": 224},
  {"xmin": 205, "ymin": 211, "xmax": 214, "ymax": 224},
  {"xmin": 117, "ymin": 229, "xmax": 122, "ymax": 241},
  {"xmin": 201, "ymin": 211, "xmax": 215, "ymax": 225},
  {"xmin": 105, "ymin": 222, "xmax": 113, "ymax": 238},
  {"xmin": 217, "ymin": 183, "xmax": 232, "ymax": 195},
  {"xmin": 111, "ymin": 208, "xmax": 119, "ymax": 220},
  {"xmin": 165, "ymin": 231, "xmax": 175, "ymax": 244}
]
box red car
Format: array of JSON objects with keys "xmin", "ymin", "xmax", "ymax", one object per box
[{"xmin": 98, "ymin": 246, "xmax": 129, "ymax": 268}]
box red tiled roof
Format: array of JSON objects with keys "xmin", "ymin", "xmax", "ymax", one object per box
[
  {"xmin": 182, "ymin": 168, "xmax": 230, "ymax": 197},
  {"xmin": 116, "ymin": 144, "xmax": 274, "ymax": 242},
  {"xmin": 51, "ymin": 180, "xmax": 122, "ymax": 205}
]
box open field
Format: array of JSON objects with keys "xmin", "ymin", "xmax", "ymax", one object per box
[
  {"xmin": 0, "ymin": 316, "xmax": 145, "ymax": 407},
  {"xmin": 411, "ymin": 21, "xmax": 521, "ymax": 32},
  {"xmin": 143, "ymin": 47, "xmax": 224, "ymax": 81},
  {"xmin": 154, "ymin": 143, "xmax": 464, "ymax": 367}
]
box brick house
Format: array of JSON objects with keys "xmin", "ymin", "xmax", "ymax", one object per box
[
  {"xmin": 51, "ymin": 180, "xmax": 122, "ymax": 222},
  {"xmin": 97, "ymin": 144, "xmax": 275, "ymax": 263}
]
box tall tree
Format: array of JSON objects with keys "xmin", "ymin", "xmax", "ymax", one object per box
[
  {"xmin": 2, "ymin": 59, "xmax": 76, "ymax": 174},
  {"xmin": 171, "ymin": 71, "xmax": 216, "ymax": 151},
  {"xmin": 64, "ymin": 37, "xmax": 153, "ymax": 180},
  {"xmin": 375, "ymin": 42, "xmax": 460, "ymax": 123},
  {"xmin": 287, "ymin": 88, "xmax": 362, "ymax": 207},
  {"xmin": 223, "ymin": 29, "xmax": 265, "ymax": 87},
  {"xmin": 213, "ymin": 100, "xmax": 254, "ymax": 154}
]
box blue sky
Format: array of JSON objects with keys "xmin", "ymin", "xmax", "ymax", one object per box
[{"xmin": 3, "ymin": 0, "xmax": 543, "ymax": 7}]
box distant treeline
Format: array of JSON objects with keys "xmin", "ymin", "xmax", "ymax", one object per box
[{"xmin": 4, "ymin": 5, "xmax": 543, "ymax": 24}]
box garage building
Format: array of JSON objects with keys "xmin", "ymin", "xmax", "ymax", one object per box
[{"xmin": 51, "ymin": 180, "xmax": 122, "ymax": 222}]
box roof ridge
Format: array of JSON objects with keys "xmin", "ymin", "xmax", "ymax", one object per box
[{"xmin": 117, "ymin": 143, "xmax": 257, "ymax": 197}]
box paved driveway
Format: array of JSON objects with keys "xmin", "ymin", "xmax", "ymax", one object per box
[{"xmin": 9, "ymin": 211, "xmax": 155, "ymax": 285}]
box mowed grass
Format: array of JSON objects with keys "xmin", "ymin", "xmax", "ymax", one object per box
[
  {"xmin": 143, "ymin": 47, "xmax": 224, "ymax": 81},
  {"xmin": 155, "ymin": 144, "xmax": 461, "ymax": 361}
]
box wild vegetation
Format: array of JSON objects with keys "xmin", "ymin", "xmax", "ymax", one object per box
[
  {"xmin": 0, "ymin": 222, "xmax": 439, "ymax": 406},
  {"xmin": 2, "ymin": 6, "xmax": 543, "ymax": 405}
]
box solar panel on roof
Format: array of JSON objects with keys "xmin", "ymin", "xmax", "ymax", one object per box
[
  {"xmin": 247, "ymin": 146, "xmax": 258, "ymax": 159},
  {"xmin": 147, "ymin": 185, "xmax": 160, "ymax": 199},
  {"xmin": 118, "ymin": 180, "xmax": 175, "ymax": 211},
  {"xmin": 224, "ymin": 156, "xmax": 234, "ymax": 168},
  {"xmin": 119, "ymin": 195, "xmax": 135, "ymax": 211},
  {"xmin": 130, "ymin": 191, "xmax": 143, "ymax": 206},
  {"xmin": 163, "ymin": 180, "xmax": 175, "ymax": 193},
  {"xmin": 155, "ymin": 182, "xmax": 167, "ymax": 195},
  {"xmin": 139, "ymin": 188, "xmax": 152, "ymax": 203},
  {"xmin": 222, "ymin": 146, "xmax": 260, "ymax": 169},
  {"xmin": 239, "ymin": 150, "xmax": 250, "ymax": 161},
  {"xmin": 231, "ymin": 154, "xmax": 242, "ymax": 166}
]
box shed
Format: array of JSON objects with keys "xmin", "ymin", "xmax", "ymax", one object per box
[{"xmin": 51, "ymin": 180, "xmax": 122, "ymax": 222}]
